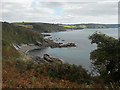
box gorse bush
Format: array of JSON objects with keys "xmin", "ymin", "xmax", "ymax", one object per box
[
  {"xmin": 3, "ymin": 57, "xmax": 93, "ymax": 88},
  {"xmin": 35, "ymin": 63, "xmax": 91, "ymax": 84},
  {"xmin": 3, "ymin": 60, "xmax": 92, "ymax": 88},
  {"xmin": 12, "ymin": 59, "xmax": 91, "ymax": 84}
]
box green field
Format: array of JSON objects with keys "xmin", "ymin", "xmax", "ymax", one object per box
[
  {"xmin": 60, "ymin": 24, "xmax": 86, "ymax": 29},
  {"xmin": 59, "ymin": 25, "xmax": 77, "ymax": 28}
]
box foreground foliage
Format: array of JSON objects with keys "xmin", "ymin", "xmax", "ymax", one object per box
[
  {"xmin": 3, "ymin": 59, "xmax": 93, "ymax": 88},
  {"xmin": 89, "ymin": 32, "xmax": 120, "ymax": 86}
]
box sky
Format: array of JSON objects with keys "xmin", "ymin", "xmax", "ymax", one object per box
[{"xmin": 0, "ymin": 0, "xmax": 119, "ymax": 24}]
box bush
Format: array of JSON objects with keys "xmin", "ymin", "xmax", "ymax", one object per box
[
  {"xmin": 33, "ymin": 63, "xmax": 91, "ymax": 84},
  {"xmin": 89, "ymin": 32, "xmax": 120, "ymax": 85}
]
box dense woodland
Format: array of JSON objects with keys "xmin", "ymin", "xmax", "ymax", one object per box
[{"xmin": 2, "ymin": 22, "xmax": 120, "ymax": 88}]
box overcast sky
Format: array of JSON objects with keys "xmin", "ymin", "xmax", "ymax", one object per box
[{"xmin": 1, "ymin": 0, "xmax": 119, "ymax": 24}]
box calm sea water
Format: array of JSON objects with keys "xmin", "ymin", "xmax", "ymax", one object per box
[{"xmin": 30, "ymin": 28, "xmax": 118, "ymax": 71}]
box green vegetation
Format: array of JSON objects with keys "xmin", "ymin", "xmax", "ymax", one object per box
[
  {"xmin": 59, "ymin": 25, "xmax": 77, "ymax": 28},
  {"xmin": 89, "ymin": 32, "xmax": 120, "ymax": 87},
  {"xmin": 14, "ymin": 22, "xmax": 25, "ymax": 24},
  {"xmin": 2, "ymin": 39, "xmax": 20, "ymax": 61},
  {"xmin": 74, "ymin": 24, "xmax": 108, "ymax": 28},
  {"xmin": 3, "ymin": 22, "xmax": 44, "ymax": 44},
  {"xmin": 79, "ymin": 25, "xmax": 86, "ymax": 28},
  {"xmin": 3, "ymin": 59, "xmax": 93, "ymax": 88},
  {"xmin": 2, "ymin": 22, "xmax": 45, "ymax": 61},
  {"xmin": 59, "ymin": 24, "xmax": 87, "ymax": 29},
  {"xmin": 14, "ymin": 24, "xmax": 33, "ymax": 29},
  {"xmin": 42, "ymin": 63, "xmax": 91, "ymax": 84},
  {"xmin": 13, "ymin": 22, "xmax": 66, "ymax": 33},
  {"xmin": 74, "ymin": 24, "xmax": 118, "ymax": 28}
]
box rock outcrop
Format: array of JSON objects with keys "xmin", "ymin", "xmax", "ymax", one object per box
[
  {"xmin": 59, "ymin": 43, "xmax": 76, "ymax": 48},
  {"xmin": 50, "ymin": 43, "xmax": 76, "ymax": 48},
  {"xmin": 36, "ymin": 41, "xmax": 42, "ymax": 46},
  {"xmin": 43, "ymin": 34, "xmax": 51, "ymax": 37},
  {"xmin": 43, "ymin": 54, "xmax": 63, "ymax": 64},
  {"xmin": 35, "ymin": 54, "xmax": 63, "ymax": 64}
]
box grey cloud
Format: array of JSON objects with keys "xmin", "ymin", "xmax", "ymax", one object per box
[
  {"xmin": 38, "ymin": 2, "xmax": 65, "ymax": 8},
  {"xmin": 62, "ymin": 2, "xmax": 118, "ymax": 16},
  {"xmin": 1, "ymin": 0, "xmax": 118, "ymax": 24}
]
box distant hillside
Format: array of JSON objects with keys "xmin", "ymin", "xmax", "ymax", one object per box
[
  {"xmin": 13, "ymin": 22, "xmax": 118, "ymax": 32},
  {"xmin": 74, "ymin": 24, "xmax": 118, "ymax": 28},
  {"xmin": 13, "ymin": 22, "xmax": 66, "ymax": 33},
  {"xmin": 3, "ymin": 22, "xmax": 45, "ymax": 44},
  {"xmin": 59, "ymin": 24, "xmax": 118, "ymax": 29},
  {"xmin": 59, "ymin": 24, "xmax": 86, "ymax": 29},
  {"xmin": 80, "ymin": 24, "xmax": 106, "ymax": 28},
  {"xmin": 105, "ymin": 24, "xmax": 118, "ymax": 28}
]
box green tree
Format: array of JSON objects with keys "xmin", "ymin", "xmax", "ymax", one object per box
[{"xmin": 89, "ymin": 32, "xmax": 120, "ymax": 84}]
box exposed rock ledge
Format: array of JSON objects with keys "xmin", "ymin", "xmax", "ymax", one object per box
[
  {"xmin": 35, "ymin": 54, "xmax": 63, "ymax": 64},
  {"xmin": 50, "ymin": 43, "xmax": 76, "ymax": 48}
]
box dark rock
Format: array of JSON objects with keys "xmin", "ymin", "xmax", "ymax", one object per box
[
  {"xmin": 50, "ymin": 43, "xmax": 76, "ymax": 48},
  {"xmin": 58, "ymin": 42, "xmax": 63, "ymax": 44},
  {"xmin": 43, "ymin": 54, "xmax": 63, "ymax": 64},
  {"xmin": 43, "ymin": 34, "xmax": 51, "ymax": 37},
  {"xmin": 44, "ymin": 38, "xmax": 76, "ymax": 48},
  {"xmin": 59, "ymin": 43, "xmax": 76, "ymax": 48},
  {"xmin": 36, "ymin": 41, "xmax": 42, "ymax": 46}
]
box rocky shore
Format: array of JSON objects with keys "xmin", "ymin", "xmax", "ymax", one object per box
[
  {"xmin": 35, "ymin": 54, "xmax": 63, "ymax": 64},
  {"xmin": 13, "ymin": 35, "xmax": 76, "ymax": 64}
]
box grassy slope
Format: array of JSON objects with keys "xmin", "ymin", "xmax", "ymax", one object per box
[
  {"xmin": 59, "ymin": 24, "xmax": 87, "ymax": 29},
  {"xmin": 13, "ymin": 22, "xmax": 66, "ymax": 33},
  {"xmin": 2, "ymin": 22, "xmax": 45, "ymax": 63},
  {"xmin": 59, "ymin": 24, "xmax": 118, "ymax": 29},
  {"xmin": 3, "ymin": 22, "xmax": 44, "ymax": 44},
  {"xmin": 59, "ymin": 25, "xmax": 77, "ymax": 28}
]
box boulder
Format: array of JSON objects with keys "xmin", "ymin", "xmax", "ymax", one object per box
[{"xmin": 43, "ymin": 54, "xmax": 63, "ymax": 64}]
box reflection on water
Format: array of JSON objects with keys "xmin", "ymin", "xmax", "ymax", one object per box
[{"xmin": 30, "ymin": 28, "xmax": 118, "ymax": 71}]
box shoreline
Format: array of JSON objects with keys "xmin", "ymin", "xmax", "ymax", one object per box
[{"xmin": 14, "ymin": 30, "xmax": 77, "ymax": 63}]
